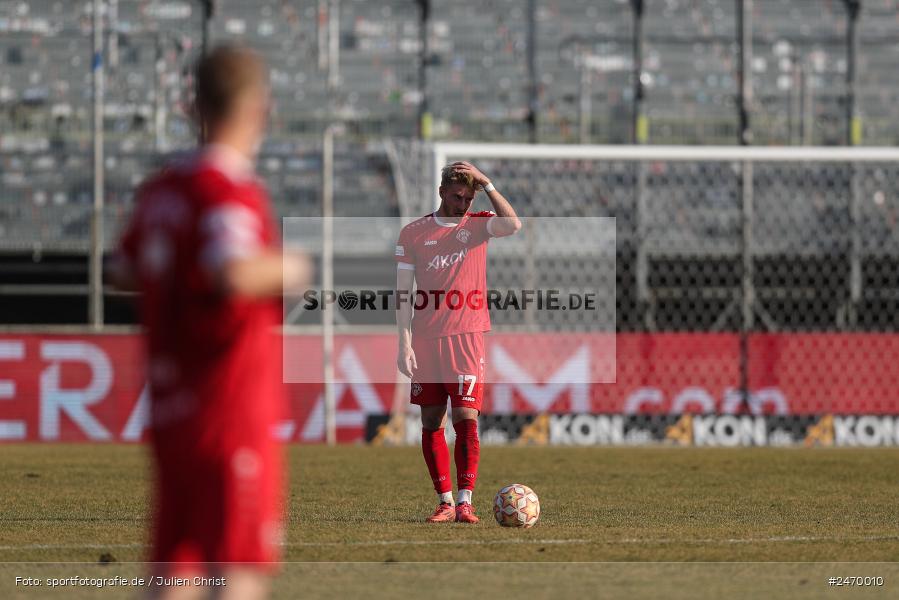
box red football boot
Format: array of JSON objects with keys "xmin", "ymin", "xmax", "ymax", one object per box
[
  {"xmin": 426, "ymin": 502, "xmax": 456, "ymax": 523},
  {"xmin": 455, "ymin": 502, "xmax": 479, "ymax": 524}
]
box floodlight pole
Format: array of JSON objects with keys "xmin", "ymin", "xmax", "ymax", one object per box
[
  {"xmin": 321, "ymin": 0, "xmax": 342, "ymax": 443},
  {"xmin": 417, "ymin": 0, "xmax": 431, "ymax": 139},
  {"xmin": 737, "ymin": 0, "xmax": 754, "ymax": 409},
  {"xmin": 327, "ymin": 0, "xmax": 340, "ymax": 92},
  {"xmin": 526, "ymin": 0, "xmax": 538, "ymax": 143},
  {"xmin": 631, "ymin": 0, "xmax": 645, "ymax": 145},
  {"xmin": 197, "ymin": 0, "xmax": 214, "ymax": 145},
  {"xmin": 89, "ymin": 0, "xmax": 105, "ymax": 329},
  {"xmin": 845, "ymin": 0, "xmax": 862, "ymax": 328},
  {"xmin": 108, "ymin": 0, "xmax": 118, "ymax": 69},
  {"xmin": 200, "ymin": 0, "xmax": 215, "ymax": 56},
  {"xmin": 578, "ymin": 50, "xmax": 592, "ymax": 144},
  {"xmin": 845, "ymin": 0, "xmax": 861, "ymax": 146},
  {"xmin": 800, "ymin": 60, "xmax": 812, "ymax": 145},
  {"xmin": 737, "ymin": 0, "xmax": 752, "ymax": 148},
  {"xmin": 317, "ymin": 1, "xmax": 327, "ymax": 70},
  {"xmin": 631, "ymin": 0, "xmax": 652, "ymax": 329},
  {"xmin": 523, "ymin": 0, "xmax": 538, "ymax": 329},
  {"xmin": 200, "ymin": 0, "xmax": 213, "ymax": 56},
  {"xmin": 154, "ymin": 32, "xmax": 167, "ymax": 153},
  {"xmin": 786, "ymin": 50, "xmax": 811, "ymax": 145},
  {"xmin": 322, "ymin": 125, "xmax": 337, "ymax": 446}
]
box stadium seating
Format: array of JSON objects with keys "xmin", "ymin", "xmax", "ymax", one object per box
[
  {"xmin": 4, "ymin": 0, "xmax": 899, "ymax": 146},
  {"xmin": 2, "ymin": 0, "xmax": 899, "ymax": 252}
]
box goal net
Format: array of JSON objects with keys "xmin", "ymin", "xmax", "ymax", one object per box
[{"xmin": 389, "ymin": 141, "xmax": 899, "ymax": 332}]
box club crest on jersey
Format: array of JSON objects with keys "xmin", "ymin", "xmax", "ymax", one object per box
[
  {"xmin": 411, "ymin": 382, "xmax": 423, "ymax": 396},
  {"xmin": 426, "ymin": 248, "xmax": 467, "ymax": 271},
  {"xmin": 456, "ymin": 228, "xmax": 471, "ymax": 244}
]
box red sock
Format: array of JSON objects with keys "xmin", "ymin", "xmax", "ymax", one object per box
[
  {"xmin": 453, "ymin": 419, "xmax": 480, "ymax": 494},
  {"xmin": 421, "ymin": 428, "xmax": 451, "ymax": 496}
]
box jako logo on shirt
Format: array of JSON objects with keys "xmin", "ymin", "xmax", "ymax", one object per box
[{"xmin": 426, "ymin": 248, "xmax": 468, "ymax": 271}]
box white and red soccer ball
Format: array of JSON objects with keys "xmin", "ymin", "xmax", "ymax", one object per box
[{"xmin": 493, "ymin": 484, "xmax": 540, "ymax": 528}]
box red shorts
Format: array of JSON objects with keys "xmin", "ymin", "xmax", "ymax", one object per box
[
  {"xmin": 410, "ymin": 331, "xmax": 486, "ymax": 412},
  {"xmin": 150, "ymin": 426, "xmax": 283, "ymax": 573}
]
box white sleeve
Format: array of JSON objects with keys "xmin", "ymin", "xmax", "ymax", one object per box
[
  {"xmin": 395, "ymin": 238, "xmax": 415, "ymax": 270},
  {"xmin": 485, "ymin": 211, "xmax": 498, "ymax": 237},
  {"xmin": 199, "ymin": 204, "xmax": 263, "ymax": 271}
]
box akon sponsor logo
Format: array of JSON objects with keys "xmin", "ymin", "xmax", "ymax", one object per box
[
  {"xmin": 833, "ymin": 416, "xmax": 899, "ymax": 447},
  {"xmin": 426, "ymin": 248, "xmax": 468, "ymax": 271}
]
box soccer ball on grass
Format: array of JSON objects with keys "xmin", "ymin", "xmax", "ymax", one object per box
[{"xmin": 493, "ymin": 484, "xmax": 540, "ymax": 528}]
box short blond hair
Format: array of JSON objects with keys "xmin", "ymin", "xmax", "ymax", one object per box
[
  {"xmin": 440, "ymin": 164, "xmax": 477, "ymax": 190},
  {"xmin": 195, "ymin": 45, "xmax": 268, "ymax": 124}
]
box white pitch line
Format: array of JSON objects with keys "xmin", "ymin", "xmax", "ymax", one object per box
[
  {"xmin": 287, "ymin": 534, "xmax": 899, "ymax": 548},
  {"xmin": 2, "ymin": 534, "xmax": 899, "ymax": 552},
  {"xmin": 0, "ymin": 543, "xmax": 145, "ymax": 551},
  {"xmin": 612, "ymin": 534, "xmax": 899, "ymax": 546},
  {"xmin": 285, "ymin": 538, "xmax": 590, "ymax": 547}
]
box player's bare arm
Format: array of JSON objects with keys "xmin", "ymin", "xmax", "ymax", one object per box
[
  {"xmin": 220, "ymin": 250, "xmax": 311, "ymax": 298},
  {"xmin": 111, "ymin": 247, "xmax": 310, "ymax": 299},
  {"xmin": 396, "ymin": 266, "xmax": 417, "ymax": 378},
  {"xmin": 451, "ymin": 161, "xmax": 522, "ymax": 237}
]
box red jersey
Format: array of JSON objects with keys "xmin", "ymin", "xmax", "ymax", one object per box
[
  {"xmin": 395, "ymin": 210, "xmax": 495, "ymax": 339},
  {"xmin": 119, "ymin": 145, "xmax": 282, "ymax": 443}
]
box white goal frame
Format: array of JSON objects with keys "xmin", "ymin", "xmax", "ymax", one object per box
[
  {"xmin": 428, "ymin": 141, "xmax": 899, "ymax": 316},
  {"xmin": 431, "ymin": 143, "xmax": 899, "ymax": 204}
]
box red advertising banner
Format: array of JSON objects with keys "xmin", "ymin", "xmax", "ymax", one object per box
[{"xmin": 0, "ymin": 333, "xmax": 897, "ymax": 442}]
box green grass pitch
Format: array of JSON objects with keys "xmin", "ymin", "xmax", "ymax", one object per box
[{"xmin": 2, "ymin": 444, "xmax": 898, "ymax": 598}]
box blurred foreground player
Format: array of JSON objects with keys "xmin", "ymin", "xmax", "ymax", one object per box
[
  {"xmin": 395, "ymin": 162, "xmax": 521, "ymax": 523},
  {"xmin": 113, "ymin": 46, "xmax": 309, "ymax": 599}
]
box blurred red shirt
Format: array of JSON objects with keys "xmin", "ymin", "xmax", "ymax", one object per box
[{"xmin": 119, "ymin": 144, "xmax": 283, "ymax": 447}]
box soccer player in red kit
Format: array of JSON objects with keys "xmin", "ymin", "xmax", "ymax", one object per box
[
  {"xmin": 396, "ymin": 162, "xmax": 521, "ymax": 523},
  {"xmin": 113, "ymin": 46, "xmax": 308, "ymax": 599}
]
